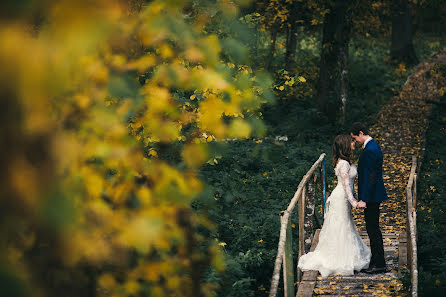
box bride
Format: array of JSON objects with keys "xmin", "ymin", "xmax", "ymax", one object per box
[{"xmin": 298, "ymin": 134, "xmax": 371, "ymax": 279}]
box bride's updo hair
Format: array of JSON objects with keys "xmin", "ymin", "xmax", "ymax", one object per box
[{"xmin": 332, "ymin": 134, "xmax": 352, "ymax": 167}]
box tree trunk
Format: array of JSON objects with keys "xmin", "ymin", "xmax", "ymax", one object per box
[
  {"xmin": 339, "ymin": 40, "xmax": 349, "ymax": 125},
  {"xmin": 391, "ymin": 0, "xmax": 418, "ymax": 65},
  {"xmin": 316, "ymin": 1, "xmax": 351, "ymax": 120},
  {"xmin": 285, "ymin": 1, "xmax": 299, "ymax": 72},
  {"xmin": 252, "ymin": 23, "xmax": 259, "ymax": 70},
  {"xmin": 267, "ymin": 21, "xmax": 279, "ymax": 71}
]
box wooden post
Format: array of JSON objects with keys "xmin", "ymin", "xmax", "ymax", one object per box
[
  {"xmin": 304, "ymin": 175, "xmax": 315, "ymax": 253},
  {"xmin": 407, "ymin": 187, "xmax": 413, "ymax": 286},
  {"xmin": 296, "ymin": 174, "xmax": 316, "ymax": 289},
  {"xmin": 406, "ymin": 156, "xmax": 418, "ymax": 297},
  {"xmin": 321, "ymin": 159, "xmax": 326, "ymax": 216},
  {"xmin": 409, "ymin": 210, "xmax": 418, "ymax": 297},
  {"xmin": 413, "ymin": 174, "xmax": 417, "ymax": 210},
  {"xmin": 406, "ymin": 203, "xmax": 412, "ymax": 273},
  {"xmin": 282, "ymin": 214, "xmax": 295, "ymax": 297},
  {"xmin": 398, "ymin": 231, "xmax": 407, "ymax": 277},
  {"xmin": 295, "ymin": 229, "xmax": 321, "ymax": 297},
  {"xmin": 298, "ymin": 185, "xmax": 306, "ymax": 283}
]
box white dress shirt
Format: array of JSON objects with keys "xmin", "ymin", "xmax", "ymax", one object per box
[{"xmin": 363, "ymin": 136, "xmax": 373, "ymax": 148}]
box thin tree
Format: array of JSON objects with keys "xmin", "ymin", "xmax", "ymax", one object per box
[
  {"xmin": 267, "ymin": 20, "xmax": 280, "ymax": 71},
  {"xmin": 390, "ymin": 0, "xmax": 418, "ymax": 65},
  {"xmin": 284, "ymin": 0, "xmax": 300, "ymax": 71},
  {"xmin": 316, "ymin": 0, "xmax": 352, "ymax": 123}
]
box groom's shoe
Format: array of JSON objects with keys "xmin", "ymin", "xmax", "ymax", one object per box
[{"xmin": 363, "ymin": 265, "xmax": 387, "ymax": 274}]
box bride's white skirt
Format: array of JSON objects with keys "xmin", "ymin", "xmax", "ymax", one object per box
[{"xmin": 298, "ymin": 186, "xmax": 371, "ymax": 279}]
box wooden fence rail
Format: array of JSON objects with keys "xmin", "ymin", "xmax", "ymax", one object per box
[
  {"xmin": 406, "ymin": 156, "xmax": 418, "ymax": 297},
  {"xmin": 268, "ymin": 153, "xmax": 326, "ymax": 297}
]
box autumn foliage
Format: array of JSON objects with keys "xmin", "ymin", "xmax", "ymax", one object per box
[{"xmin": 0, "ymin": 1, "xmax": 273, "ymax": 296}]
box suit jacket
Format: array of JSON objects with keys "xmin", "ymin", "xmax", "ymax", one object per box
[{"xmin": 358, "ymin": 139, "xmax": 388, "ymax": 203}]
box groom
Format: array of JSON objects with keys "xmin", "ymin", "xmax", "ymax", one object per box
[{"xmin": 350, "ymin": 122, "xmax": 388, "ymax": 274}]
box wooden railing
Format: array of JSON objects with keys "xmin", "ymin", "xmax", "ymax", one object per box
[
  {"xmin": 268, "ymin": 153, "xmax": 326, "ymax": 297},
  {"xmin": 269, "ymin": 154, "xmax": 419, "ymax": 297},
  {"xmin": 406, "ymin": 156, "xmax": 418, "ymax": 297}
]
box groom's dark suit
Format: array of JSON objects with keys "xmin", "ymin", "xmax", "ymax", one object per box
[{"xmin": 358, "ymin": 138, "xmax": 388, "ymax": 268}]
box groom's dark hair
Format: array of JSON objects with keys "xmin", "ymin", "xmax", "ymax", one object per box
[{"xmin": 350, "ymin": 122, "xmax": 369, "ymax": 136}]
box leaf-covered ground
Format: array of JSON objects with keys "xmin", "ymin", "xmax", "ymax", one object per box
[{"xmin": 353, "ymin": 48, "xmax": 446, "ymax": 234}]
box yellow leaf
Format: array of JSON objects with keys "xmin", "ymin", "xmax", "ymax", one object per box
[
  {"xmin": 148, "ymin": 148, "xmax": 158, "ymax": 157},
  {"xmin": 84, "ymin": 171, "xmax": 103, "ymax": 198},
  {"xmin": 74, "ymin": 94, "xmax": 90, "ymax": 109},
  {"xmin": 258, "ymin": 239, "xmax": 263, "ymax": 243},
  {"xmin": 298, "ymin": 76, "xmax": 306, "ymax": 83},
  {"xmin": 218, "ymin": 242, "xmax": 227, "ymax": 246},
  {"xmin": 278, "ymin": 85, "xmax": 284, "ymax": 91},
  {"xmin": 185, "ymin": 47, "xmax": 204, "ymax": 62},
  {"xmin": 117, "ymin": 217, "xmax": 163, "ymax": 253},
  {"xmin": 126, "ymin": 54, "xmax": 156, "ymax": 72},
  {"xmin": 124, "ymin": 281, "xmax": 140, "ymax": 294},
  {"xmin": 182, "ymin": 143, "xmax": 208, "ymax": 168},
  {"xmin": 137, "ymin": 187, "xmax": 152, "ymax": 205},
  {"xmin": 159, "ymin": 43, "xmax": 173, "ymax": 59},
  {"xmin": 228, "ymin": 118, "xmax": 251, "ymax": 139},
  {"xmin": 98, "ymin": 274, "xmax": 116, "ymax": 290}
]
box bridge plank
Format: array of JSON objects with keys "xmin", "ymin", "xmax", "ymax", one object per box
[{"xmin": 297, "ymin": 230, "xmax": 403, "ymax": 296}]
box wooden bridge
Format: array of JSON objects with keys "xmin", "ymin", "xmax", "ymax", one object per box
[
  {"xmin": 268, "ymin": 154, "xmax": 419, "ymax": 297},
  {"xmin": 267, "ymin": 47, "xmax": 446, "ymax": 297}
]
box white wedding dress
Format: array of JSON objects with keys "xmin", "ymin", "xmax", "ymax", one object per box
[{"xmin": 298, "ymin": 160, "xmax": 371, "ymax": 279}]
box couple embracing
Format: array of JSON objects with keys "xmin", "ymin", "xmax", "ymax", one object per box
[{"xmin": 298, "ymin": 122, "xmax": 388, "ymax": 278}]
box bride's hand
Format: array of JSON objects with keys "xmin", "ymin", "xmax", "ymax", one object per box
[{"xmin": 356, "ymin": 201, "xmax": 367, "ymax": 209}]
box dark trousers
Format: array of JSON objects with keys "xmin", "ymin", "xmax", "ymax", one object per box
[{"xmin": 364, "ymin": 202, "xmax": 386, "ymax": 267}]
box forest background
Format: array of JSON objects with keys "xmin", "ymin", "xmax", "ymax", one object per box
[{"xmin": 0, "ymin": 0, "xmax": 445, "ymax": 297}]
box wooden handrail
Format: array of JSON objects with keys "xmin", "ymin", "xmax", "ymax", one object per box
[
  {"xmin": 406, "ymin": 156, "xmax": 418, "ymax": 297},
  {"xmin": 268, "ymin": 153, "xmax": 326, "ymax": 297}
]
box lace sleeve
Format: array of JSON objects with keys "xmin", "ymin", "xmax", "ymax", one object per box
[{"xmin": 338, "ymin": 160, "xmax": 358, "ymax": 208}]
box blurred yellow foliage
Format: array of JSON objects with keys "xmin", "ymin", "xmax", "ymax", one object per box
[{"xmin": 0, "ymin": 0, "xmax": 271, "ymax": 296}]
